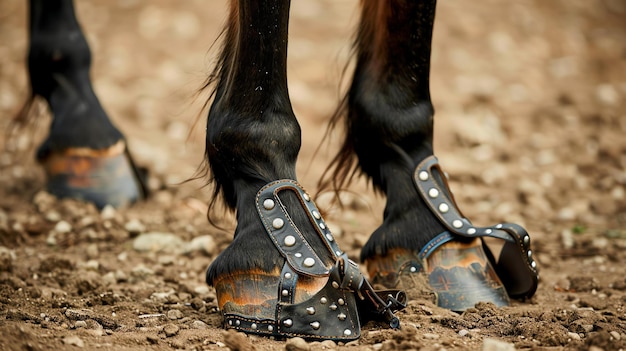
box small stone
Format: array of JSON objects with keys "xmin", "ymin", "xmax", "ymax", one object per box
[
  {"xmin": 86, "ymin": 244, "xmax": 99, "ymax": 259},
  {"xmin": 222, "ymin": 330, "xmax": 255, "ymax": 351},
  {"xmin": 320, "ymin": 340, "xmax": 337, "ymax": 349},
  {"xmin": 482, "ymin": 338, "xmax": 515, "ymax": 351},
  {"xmin": 610, "ymin": 331, "xmax": 621, "ymax": 340},
  {"xmin": 567, "ymin": 332, "xmax": 581, "ymax": 341},
  {"xmin": 63, "ymin": 336, "xmax": 85, "ymax": 347},
  {"xmin": 191, "ymin": 320, "xmax": 209, "ymax": 329},
  {"xmin": 100, "ymin": 205, "xmax": 117, "ymax": 220},
  {"xmin": 285, "ymin": 337, "xmax": 310, "ymax": 351},
  {"xmin": 163, "ymin": 324, "xmax": 179, "ymax": 337},
  {"xmin": 133, "ymin": 232, "xmax": 185, "ymax": 253},
  {"xmin": 561, "ymin": 230, "xmax": 574, "ymax": 249},
  {"xmin": 423, "ymin": 333, "xmax": 439, "ymax": 340},
  {"xmin": 167, "ymin": 309, "xmax": 183, "ymax": 320},
  {"xmin": 75, "ymin": 320, "xmax": 88, "ymax": 328},
  {"xmin": 102, "ymin": 272, "xmax": 116, "ymax": 286},
  {"xmin": 124, "ymin": 219, "xmax": 146, "ymax": 234},
  {"xmin": 54, "ymin": 220, "xmax": 72, "ymax": 233},
  {"xmin": 459, "ymin": 329, "xmax": 470, "ymax": 337},
  {"xmin": 184, "ymin": 235, "xmax": 216, "ymax": 255}
]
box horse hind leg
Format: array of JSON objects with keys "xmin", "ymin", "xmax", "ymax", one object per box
[
  {"xmin": 203, "ymin": 0, "xmax": 405, "ymax": 340},
  {"xmin": 328, "ymin": 0, "xmax": 537, "ymax": 310},
  {"xmin": 26, "ymin": 0, "xmax": 146, "ymax": 208}
]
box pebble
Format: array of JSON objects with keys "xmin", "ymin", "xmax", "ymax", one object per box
[
  {"xmin": 285, "ymin": 337, "xmax": 310, "ymax": 351},
  {"xmin": 320, "ymin": 340, "xmax": 337, "ymax": 349},
  {"xmin": 163, "ymin": 324, "xmax": 179, "ymax": 337},
  {"xmin": 132, "ymin": 232, "xmax": 185, "ymax": 253},
  {"xmin": 423, "ymin": 333, "xmax": 439, "ymax": 340},
  {"xmin": 561, "ymin": 230, "xmax": 574, "ymax": 249},
  {"xmin": 124, "ymin": 219, "xmax": 146, "ymax": 234},
  {"xmin": 63, "ymin": 336, "xmax": 85, "ymax": 348},
  {"xmin": 100, "ymin": 205, "xmax": 117, "ymax": 220},
  {"xmin": 610, "ymin": 331, "xmax": 621, "ymax": 340},
  {"xmin": 86, "ymin": 244, "xmax": 99, "ymax": 259},
  {"xmin": 567, "ymin": 332, "xmax": 581, "ymax": 341},
  {"xmin": 482, "ymin": 338, "xmax": 515, "ymax": 351},
  {"xmin": 167, "ymin": 309, "xmax": 183, "ymax": 320},
  {"xmin": 184, "ymin": 235, "xmax": 216, "ymax": 255},
  {"xmin": 191, "ymin": 320, "xmax": 209, "ymax": 329},
  {"xmin": 75, "ymin": 321, "xmax": 88, "ymax": 328},
  {"xmin": 459, "ymin": 329, "xmax": 470, "ymax": 337},
  {"xmin": 54, "ymin": 220, "xmax": 72, "ymax": 233}
]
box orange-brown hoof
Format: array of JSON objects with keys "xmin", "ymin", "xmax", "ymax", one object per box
[
  {"xmin": 40, "ymin": 141, "xmax": 145, "ymax": 208},
  {"xmin": 209, "ymin": 180, "xmax": 406, "ymax": 341},
  {"xmin": 365, "ymin": 237, "xmax": 510, "ymax": 311}
]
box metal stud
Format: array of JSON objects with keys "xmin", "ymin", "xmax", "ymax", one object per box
[
  {"xmin": 284, "ymin": 272, "xmax": 292, "ymax": 279},
  {"xmin": 467, "ymin": 228, "xmax": 476, "ymax": 235},
  {"xmin": 523, "ymin": 235, "xmax": 530, "ymax": 245},
  {"xmin": 283, "ymin": 319, "xmax": 293, "ymax": 327},
  {"xmin": 496, "ymin": 223, "xmax": 503, "ymax": 229},
  {"xmin": 295, "ymin": 252, "xmax": 302, "ymax": 258},
  {"xmin": 326, "ymin": 233, "xmax": 334, "ymax": 242},
  {"xmin": 306, "ymin": 307, "xmax": 316, "ymax": 315},
  {"xmin": 344, "ymin": 329, "xmax": 352, "ymax": 336},
  {"xmin": 228, "ymin": 320, "xmax": 233, "ymax": 326},
  {"xmin": 268, "ymin": 325, "xmax": 274, "ymax": 332},
  {"xmin": 410, "ymin": 266, "xmax": 417, "ymax": 273},
  {"xmin": 332, "ymin": 281, "xmax": 339, "ymax": 289},
  {"xmin": 284, "ymin": 235, "xmax": 296, "ymax": 247},
  {"xmin": 338, "ymin": 313, "xmax": 347, "ymax": 321},
  {"xmin": 303, "ymin": 258, "xmax": 315, "ymax": 267},
  {"xmin": 303, "ymin": 193, "xmax": 310, "ymax": 201},
  {"xmin": 452, "ymin": 220, "xmax": 463, "ymax": 228},
  {"xmin": 418, "ymin": 171, "xmax": 429, "ymax": 181},
  {"xmin": 486, "ymin": 229, "xmax": 492, "ymax": 234},
  {"xmin": 251, "ymin": 323, "xmax": 257, "ymax": 330},
  {"xmin": 428, "ymin": 188, "xmax": 439, "ymax": 198},
  {"xmin": 319, "ymin": 222, "xmax": 326, "ymax": 230},
  {"xmin": 310, "ymin": 321, "xmax": 320, "ymax": 330},
  {"xmin": 330, "ymin": 304, "xmax": 338, "ymax": 311},
  {"xmin": 235, "ymin": 320, "xmax": 241, "ymax": 326},
  {"xmin": 320, "ymin": 297, "xmax": 328, "ymax": 304},
  {"xmin": 272, "ymin": 218, "xmax": 284, "ymax": 229},
  {"xmin": 263, "ymin": 199, "xmax": 275, "ymax": 210},
  {"xmin": 282, "ymin": 289, "xmax": 289, "ymax": 297},
  {"xmin": 439, "ymin": 203, "xmax": 449, "ymax": 213},
  {"xmin": 531, "ymin": 261, "xmax": 537, "ymax": 269},
  {"xmin": 312, "ymin": 211, "xmax": 321, "ymax": 220},
  {"xmin": 335, "ymin": 250, "xmax": 342, "ymax": 256},
  {"xmin": 338, "ymin": 298, "xmax": 345, "ymax": 306},
  {"xmin": 527, "ymin": 250, "xmax": 532, "ymax": 259}
]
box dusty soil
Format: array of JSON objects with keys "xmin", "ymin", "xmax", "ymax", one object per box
[{"xmin": 1, "ymin": 0, "xmax": 626, "ymax": 350}]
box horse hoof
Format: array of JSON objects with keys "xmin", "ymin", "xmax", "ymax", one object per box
[
  {"xmin": 212, "ymin": 180, "xmax": 406, "ymax": 341},
  {"xmin": 40, "ymin": 140, "xmax": 146, "ymax": 209},
  {"xmin": 364, "ymin": 155, "xmax": 539, "ymax": 311},
  {"xmin": 365, "ymin": 238, "xmax": 510, "ymax": 311}
]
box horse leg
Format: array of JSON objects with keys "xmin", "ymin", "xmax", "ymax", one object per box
[
  {"xmin": 204, "ymin": 0, "xmax": 404, "ymax": 339},
  {"xmin": 26, "ymin": 0, "xmax": 146, "ymax": 208},
  {"xmin": 331, "ymin": 0, "xmax": 538, "ymax": 310}
]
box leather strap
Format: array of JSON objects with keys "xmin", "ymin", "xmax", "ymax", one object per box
[
  {"xmin": 413, "ymin": 156, "xmax": 538, "ymax": 299},
  {"xmin": 222, "ymin": 179, "xmax": 406, "ymax": 341}
]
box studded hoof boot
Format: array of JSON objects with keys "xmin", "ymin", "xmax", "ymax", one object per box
[
  {"xmin": 364, "ymin": 156, "xmax": 539, "ymax": 311},
  {"xmin": 39, "ymin": 140, "xmax": 146, "ymax": 209},
  {"xmin": 212, "ymin": 180, "xmax": 406, "ymax": 341}
]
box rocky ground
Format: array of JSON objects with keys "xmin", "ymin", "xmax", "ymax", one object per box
[{"xmin": 1, "ymin": 0, "xmax": 625, "ymax": 350}]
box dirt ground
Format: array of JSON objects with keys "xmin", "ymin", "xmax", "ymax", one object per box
[{"xmin": 1, "ymin": 1, "xmax": 626, "ymax": 350}]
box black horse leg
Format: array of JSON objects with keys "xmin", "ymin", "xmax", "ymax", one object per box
[
  {"xmin": 27, "ymin": 0, "xmax": 145, "ymax": 208},
  {"xmin": 204, "ymin": 0, "xmax": 334, "ymax": 321},
  {"xmin": 330, "ymin": 0, "xmax": 518, "ymax": 309},
  {"xmin": 203, "ymin": 1, "xmax": 407, "ymax": 339}
]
